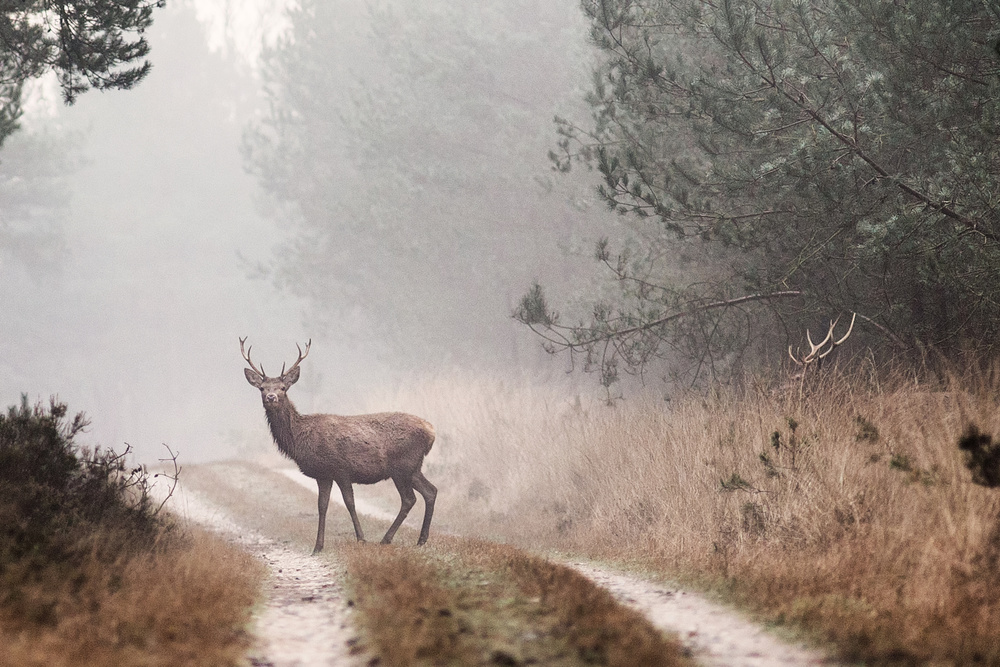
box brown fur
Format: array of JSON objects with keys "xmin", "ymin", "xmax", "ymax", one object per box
[{"xmin": 241, "ymin": 340, "xmax": 437, "ymax": 551}]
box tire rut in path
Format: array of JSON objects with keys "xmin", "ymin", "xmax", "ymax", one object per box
[
  {"xmin": 164, "ymin": 463, "xmax": 837, "ymax": 666},
  {"xmin": 567, "ymin": 562, "xmax": 833, "ymax": 667},
  {"xmin": 162, "ymin": 485, "xmax": 363, "ymax": 667}
]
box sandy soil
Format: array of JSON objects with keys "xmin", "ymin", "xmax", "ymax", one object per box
[
  {"xmin": 567, "ymin": 562, "xmax": 831, "ymax": 666},
  {"xmin": 158, "ymin": 482, "xmax": 364, "ymax": 666},
  {"xmin": 158, "ymin": 464, "xmax": 836, "ymax": 666}
]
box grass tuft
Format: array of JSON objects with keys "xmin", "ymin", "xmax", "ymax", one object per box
[
  {"xmin": 342, "ymin": 543, "xmax": 466, "ymax": 665},
  {"xmin": 494, "ymin": 544, "xmax": 682, "ymax": 666}
]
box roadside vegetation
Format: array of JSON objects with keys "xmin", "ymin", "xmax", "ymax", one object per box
[
  {"xmin": 0, "ymin": 398, "xmax": 262, "ymax": 667},
  {"xmin": 364, "ymin": 364, "xmax": 1000, "ymax": 665}
]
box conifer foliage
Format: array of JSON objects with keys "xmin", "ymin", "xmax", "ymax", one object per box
[
  {"xmin": 0, "ymin": 0, "xmax": 162, "ymax": 147},
  {"xmin": 520, "ymin": 0, "xmax": 1000, "ymax": 387}
]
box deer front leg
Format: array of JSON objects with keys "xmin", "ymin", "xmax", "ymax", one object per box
[
  {"xmin": 315, "ymin": 478, "xmax": 333, "ymax": 553},
  {"xmin": 336, "ymin": 479, "xmax": 366, "ymax": 542}
]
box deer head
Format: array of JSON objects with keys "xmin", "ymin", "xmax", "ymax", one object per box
[{"xmin": 240, "ymin": 337, "xmax": 311, "ymax": 407}]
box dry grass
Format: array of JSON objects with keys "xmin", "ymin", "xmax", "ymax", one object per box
[
  {"xmin": 341, "ymin": 536, "xmax": 688, "ymax": 667},
  {"xmin": 363, "ymin": 365, "xmax": 1000, "ymax": 665},
  {"xmin": 0, "ymin": 525, "xmax": 264, "ymax": 667}
]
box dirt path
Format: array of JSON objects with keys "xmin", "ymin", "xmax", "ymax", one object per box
[
  {"xmin": 157, "ymin": 462, "xmax": 835, "ymax": 666},
  {"xmin": 568, "ymin": 562, "xmax": 830, "ymax": 666},
  {"xmin": 158, "ymin": 482, "xmax": 363, "ymax": 666}
]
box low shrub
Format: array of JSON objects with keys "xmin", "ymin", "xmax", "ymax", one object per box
[
  {"xmin": 0, "ymin": 397, "xmax": 165, "ymax": 574},
  {"xmin": 0, "ymin": 396, "xmax": 261, "ymax": 666}
]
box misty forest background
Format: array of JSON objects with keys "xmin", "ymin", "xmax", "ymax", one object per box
[
  {"xmin": 4, "ymin": 0, "xmax": 1000, "ymax": 463},
  {"xmin": 1, "ymin": 0, "xmax": 609, "ymax": 462}
]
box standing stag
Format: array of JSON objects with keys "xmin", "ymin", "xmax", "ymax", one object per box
[{"xmin": 240, "ymin": 337, "xmax": 437, "ymax": 551}]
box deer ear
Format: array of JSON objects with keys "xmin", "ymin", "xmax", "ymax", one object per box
[
  {"xmin": 282, "ymin": 366, "xmax": 301, "ymax": 386},
  {"xmin": 245, "ymin": 368, "xmax": 264, "ymax": 387}
]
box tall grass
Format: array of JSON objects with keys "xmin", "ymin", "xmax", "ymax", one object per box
[{"xmin": 365, "ymin": 366, "xmax": 1000, "ymax": 664}]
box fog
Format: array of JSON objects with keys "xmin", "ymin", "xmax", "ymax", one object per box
[{"xmin": 0, "ymin": 0, "xmax": 610, "ymax": 463}]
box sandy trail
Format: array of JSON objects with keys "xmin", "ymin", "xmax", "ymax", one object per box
[
  {"xmin": 155, "ymin": 481, "xmax": 363, "ymax": 667},
  {"xmin": 569, "ymin": 562, "xmax": 831, "ymax": 666},
  {"xmin": 160, "ymin": 464, "xmax": 837, "ymax": 666}
]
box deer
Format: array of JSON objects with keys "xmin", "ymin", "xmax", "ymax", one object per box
[
  {"xmin": 786, "ymin": 313, "xmax": 856, "ymax": 398},
  {"xmin": 240, "ymin": 337, "xmax": 437, "ymax": 552}
]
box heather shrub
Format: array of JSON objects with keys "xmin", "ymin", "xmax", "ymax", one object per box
[{"xmin": 0, "ymin": 397, "xmax": 167, "ymax": 625}]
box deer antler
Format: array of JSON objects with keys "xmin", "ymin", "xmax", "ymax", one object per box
[
  {"xmin": 281, "ymin": 339, "xmax": 312, "ymax": 377},
  {"xmin": 788, "ymin": 313, "xmax": 857, "ymax": 366},
  {"xmin": 786, "ymin": 313, "xmax": 856, "ymax": 400},
  {"xmin": 817, "ymin": 312, "xmax": 855, "ymax": 360},
  {"xmin": 240, "ymin": 336, "xmax": 266, "ymax": 377}
]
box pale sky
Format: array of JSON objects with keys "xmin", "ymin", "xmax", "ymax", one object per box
[{"xmin": 188, "ymin": 0, "xmax": 294, "ymax": 65}]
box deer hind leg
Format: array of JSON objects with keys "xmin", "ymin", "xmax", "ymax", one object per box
[
  {"xmin": 381, "ymin": 476, "xmax": 417, "ymax": 544},
  {"xmin": 314, "ymin": 478, "xmax": 333, "ymax": 553},
  {"xmin": 412, "ymin": 471, "xmax": 437, "ymax": 546},
  {"xmin": 336, "ymin": 479, "xmax": 366, "ymax": 543}
]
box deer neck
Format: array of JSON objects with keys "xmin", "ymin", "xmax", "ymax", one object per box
[{"xmin": 264, "ymin": 400, "xmax": 302, "ymax": 460}]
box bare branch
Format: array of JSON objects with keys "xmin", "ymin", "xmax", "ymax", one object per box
[
  {"xmin": 565, "ymin": 290, "xmax": 803, "ymax": 348},
  {"xmin": 151, "ymin": 444, "xmax": 181, "ymax": 516}
]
